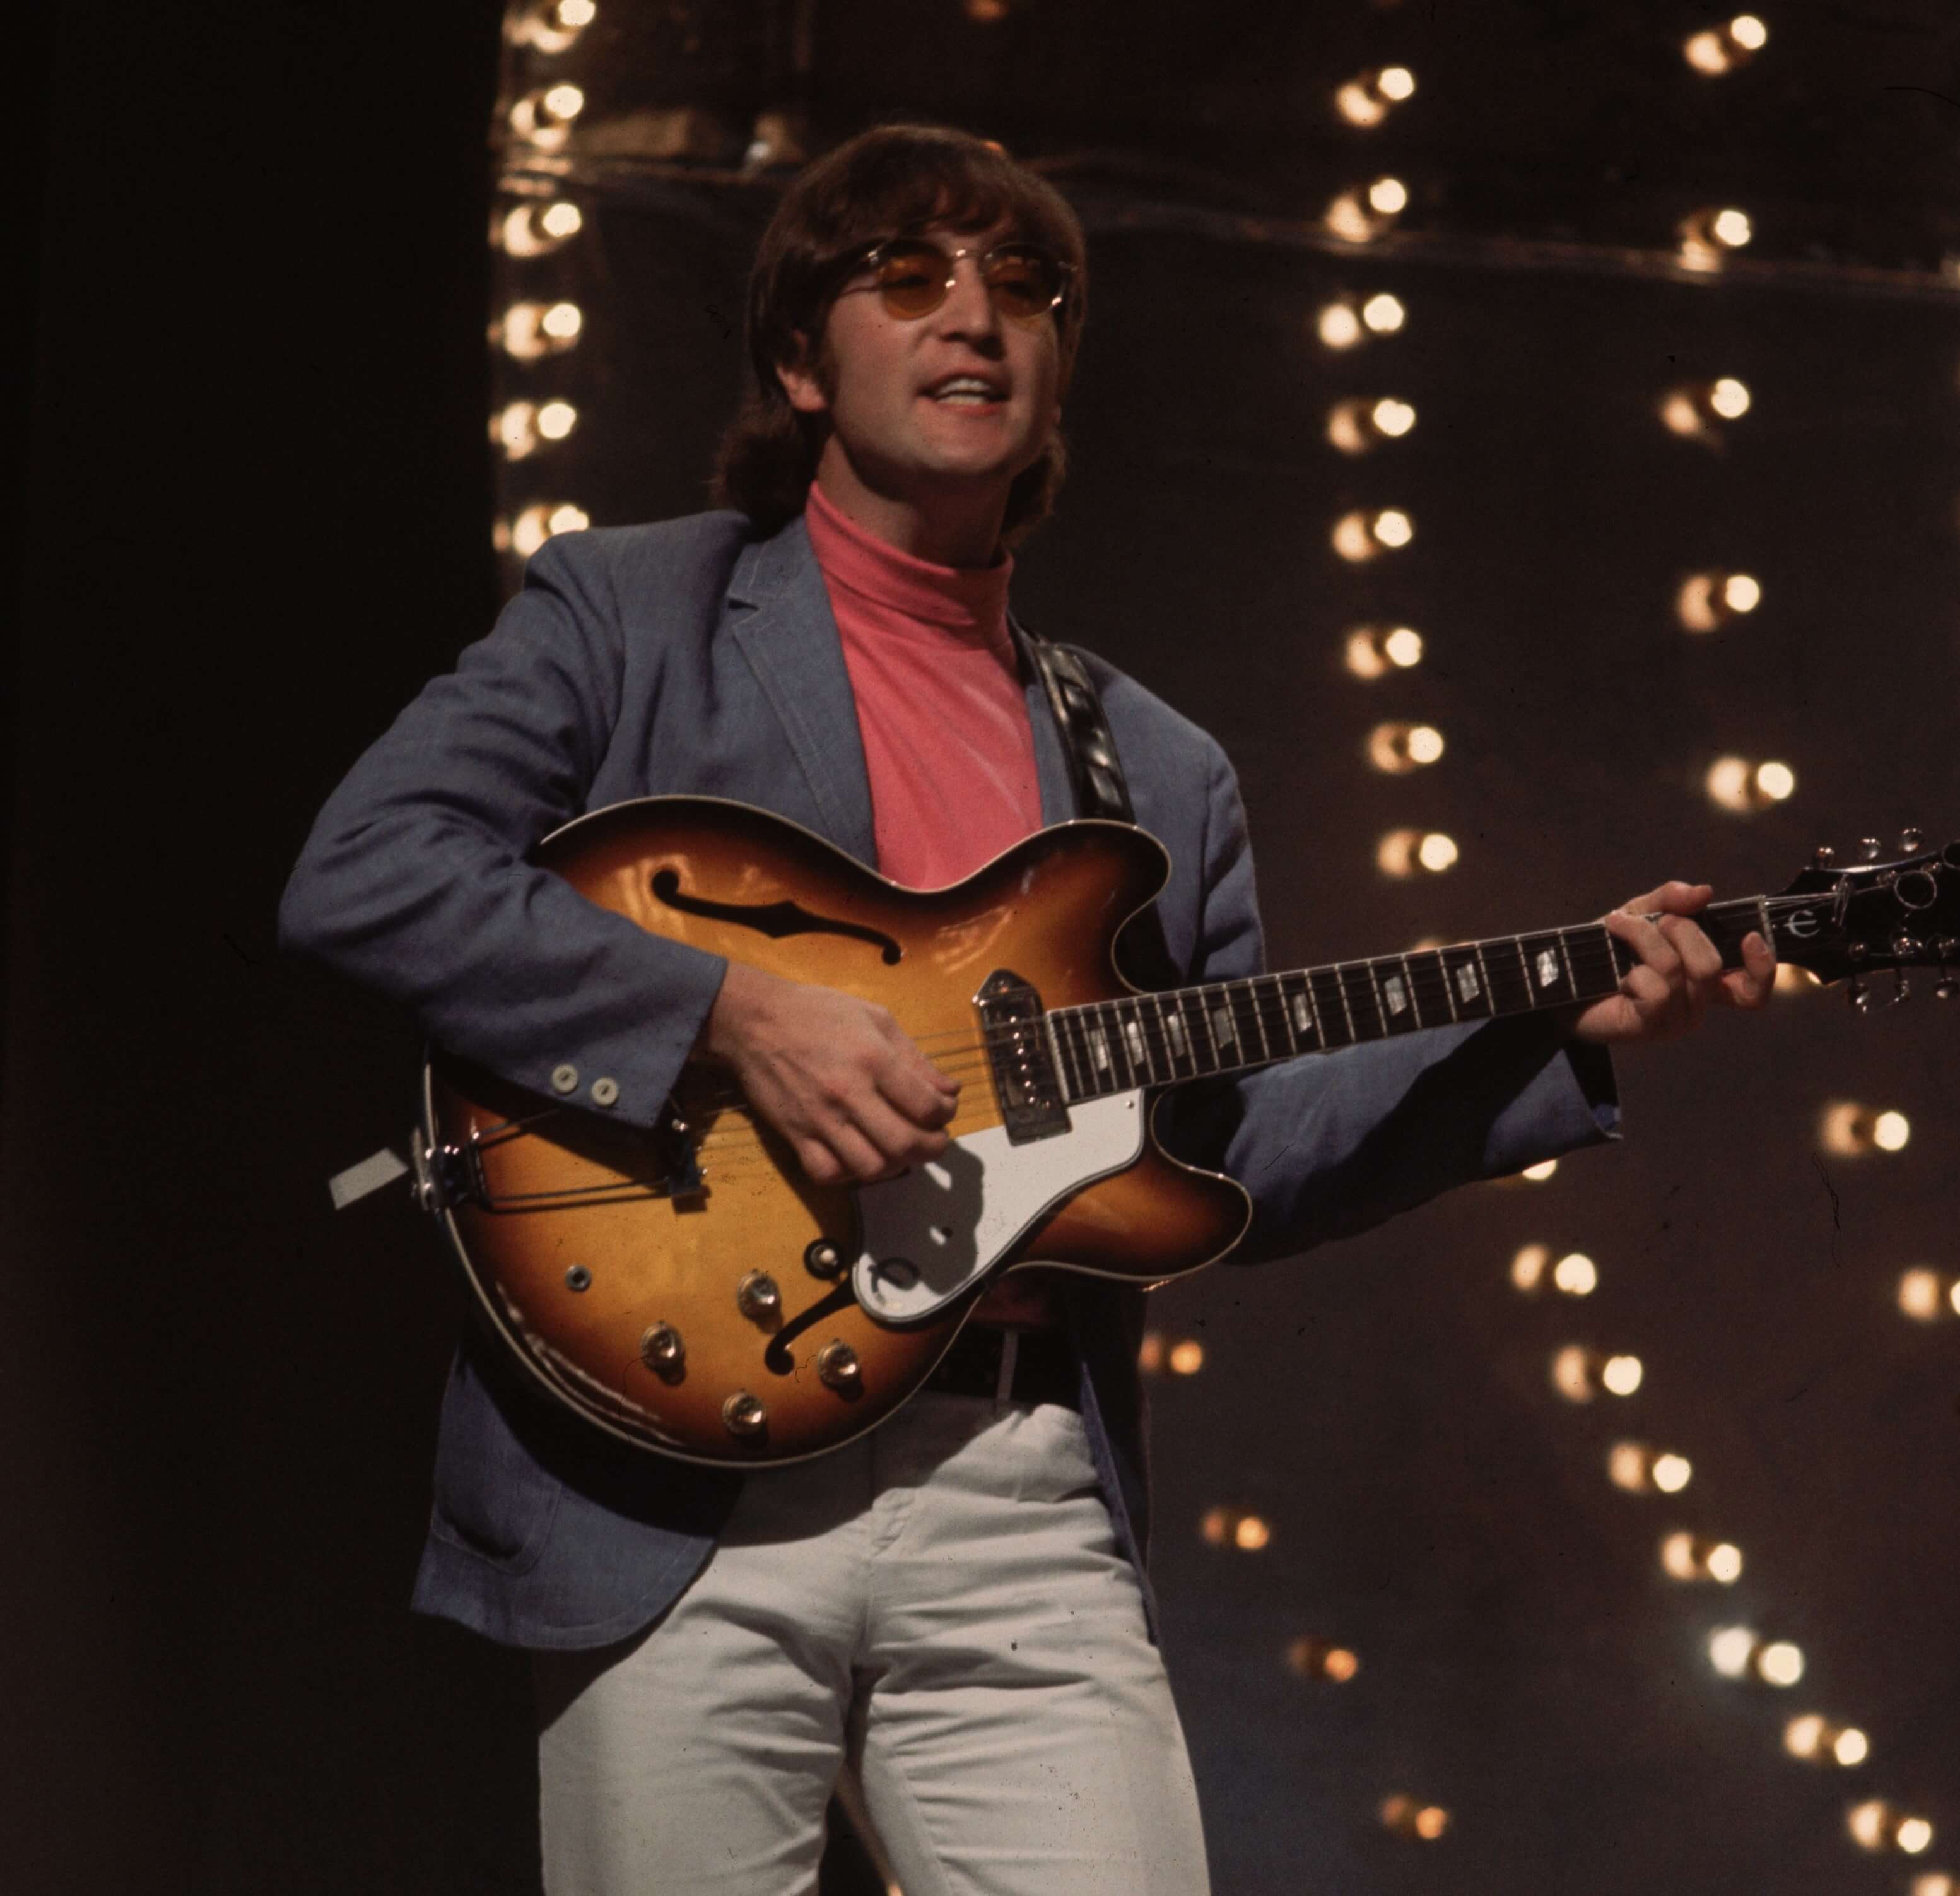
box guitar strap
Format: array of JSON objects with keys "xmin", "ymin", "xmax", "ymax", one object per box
[{"xmin": 1023, "ymin": 630, "xmax": 1184, "ymax": 992}]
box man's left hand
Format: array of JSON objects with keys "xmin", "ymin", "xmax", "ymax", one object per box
[{"xmin": 1570, "ymin": 880, "xmax": 1776, "ymax": 1045}]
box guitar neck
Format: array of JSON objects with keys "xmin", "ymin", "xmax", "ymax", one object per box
[{"xmin": 1046, "ymin": 895, "xmax": 1773, "ymax": 1100}]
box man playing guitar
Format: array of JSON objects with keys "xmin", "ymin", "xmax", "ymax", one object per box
[{"xmin": 282, "ymin": 123, "xmax": 1773, "ymax": 1895}]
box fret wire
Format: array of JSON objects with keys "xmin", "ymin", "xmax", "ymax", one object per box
[
  {"xmin": 1424, "ymin": 949, "xmax": 1458, "ymax": 1025},
  {"xmin": 1472, "ymin": 939, "xmax": 1494, "ymax": 1013}
]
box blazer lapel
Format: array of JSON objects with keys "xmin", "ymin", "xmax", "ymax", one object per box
[{"xmin": 725, "ymin": 517, "xmax": 879, "ymax": 867}]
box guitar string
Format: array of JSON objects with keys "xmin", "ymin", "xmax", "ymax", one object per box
[{"xmin": 678, "ymin": 907, "xmax": 1776, "ymax": 1121}]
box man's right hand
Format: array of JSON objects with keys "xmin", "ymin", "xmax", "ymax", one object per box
[{"xmin": 699, "ymin": 961, "xmax": 961, "ymax": 1186}]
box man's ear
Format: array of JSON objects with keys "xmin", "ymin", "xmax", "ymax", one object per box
[{"xmin": 775, "ymin": 332, "xmax": 828, "ymax": 416}]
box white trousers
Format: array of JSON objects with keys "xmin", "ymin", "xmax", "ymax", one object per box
[{"xmin": 532, "ymin": 1391, "xmax": 1211, "ymax": 1895}]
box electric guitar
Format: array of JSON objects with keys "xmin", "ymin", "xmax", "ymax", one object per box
[{"xmin": 413, "ymin": 799, "xmax": 1959, "ymax": 1466}]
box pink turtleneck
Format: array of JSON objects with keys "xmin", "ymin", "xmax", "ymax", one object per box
[{"xmin": 804, "ymin": 481, "xmax": 1042, "ymax": 891}]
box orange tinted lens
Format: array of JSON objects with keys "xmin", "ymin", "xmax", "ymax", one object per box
[
  {"xmin": 873, "ymin": 242, "xmax": 949, "ymax": 317},
  {"xmin": 983, "ymin": 249, "xmax": 1060, "ymax": 317}
]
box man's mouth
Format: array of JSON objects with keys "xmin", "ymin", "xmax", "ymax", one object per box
[{"xmin": 924, "ymin": 374, "xmax": 1007, "ymax": 406}]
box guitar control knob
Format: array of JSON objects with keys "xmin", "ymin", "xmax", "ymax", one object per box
[
  {"xmin": 722, "ymin": 1392, "xmax": 768, "ymax": 1440},
  {"xmin": 640, "ymin": 1322, "xmax": 685, "ymax": 1382},
  {"xmin": 804, "ymin": 1239, "xmax": 845, "ymax": 1280},
  {"xmin": 737, "ymin": 1272, "xmax": 783, "ymax": 1325},
  {"xmin": 816, "ymin": 1341, "xmax": 863, "ymax": 1394}
]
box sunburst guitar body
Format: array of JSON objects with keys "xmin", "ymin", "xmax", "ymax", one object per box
[{"xmin": 420, "ymin": 796, "xmax": 1250, "ymax": 1468}]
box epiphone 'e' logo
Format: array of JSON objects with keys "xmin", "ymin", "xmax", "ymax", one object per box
[{"xmin": 1780, "ymin": 907, "xmax": 1821, "ymax": 938}]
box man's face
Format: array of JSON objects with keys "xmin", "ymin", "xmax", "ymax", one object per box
[{"xmin": 778, "ymin": 225, "xmax": 1065, "ymax": 511}]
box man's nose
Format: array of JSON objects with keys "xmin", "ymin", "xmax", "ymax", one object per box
[{"xmin": 936, "ymin": 255, "xmax": 1002, "ymax": 343}]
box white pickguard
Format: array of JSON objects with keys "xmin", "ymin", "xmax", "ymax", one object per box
[{"xmin": 849, "ymin": 1091, "xmax": 1146, "ymax": 1324}]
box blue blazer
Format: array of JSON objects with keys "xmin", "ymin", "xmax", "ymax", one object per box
[{"xmin": 279, "ymin": 511, "xmax": 1617, "ymax": 1649}]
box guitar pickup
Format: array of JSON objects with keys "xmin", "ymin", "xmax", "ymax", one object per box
[{"xmin": 975, "ymin": 969, "xmax": 1071, "ymax": 1145}]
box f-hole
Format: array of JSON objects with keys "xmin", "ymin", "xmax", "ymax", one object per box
[{"xmin": 651, "ymin": 870, "xmax": 902, "ymax": 965}]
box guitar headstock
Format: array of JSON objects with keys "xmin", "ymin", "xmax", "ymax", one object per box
[{"xmin": 1773, "ymin": 827, "xmax": 1960, "ymax": 1007}]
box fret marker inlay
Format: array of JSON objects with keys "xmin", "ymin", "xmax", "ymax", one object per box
[
  {"xmin": 1290, "ymin": 994, "xmax": 1313, "ymax": 1035},
  {"xmin": 1089, "ymin": 1028, "xmax": 1111, "ymax": 1071},
  {"xmin": 1535, "ymin": 949, "xmax": 1560, "ymax": 989},
  {"xmin": 1455, "ymin": 963, "xmax": 1482, "ymax": 1003},
  {"xmin": 1384, "ymin": 974, "xmax": 1409, "ymax": 1016},
  {"xmin": 1211, "ymin": 1007, "xmax": 1236, "ymax": 1047},
  {"xmin": 1166, "ymin": 1013, "xmax": 1188, "ymax": 1057},
  {"xmin": 1124, "ymin": 1020, "xmax": 1146, "ymax": 1064}
]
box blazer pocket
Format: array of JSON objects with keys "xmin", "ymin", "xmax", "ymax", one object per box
[{"xmin": 427, "ymin": 1353, "xmax": 566, "ymax": 1575}]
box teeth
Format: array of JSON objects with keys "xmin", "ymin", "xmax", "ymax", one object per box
[{"xmin": 931, "ymin": 378, "xmax": 999, "ymax": 401}]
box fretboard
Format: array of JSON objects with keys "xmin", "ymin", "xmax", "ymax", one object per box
[{"xmin": 1045, "ymin": 896, "xmax": 1771, "ymax": 1102}]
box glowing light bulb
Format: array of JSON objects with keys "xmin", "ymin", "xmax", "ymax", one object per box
[
  {"xmin": 1601, "ymin": 1353, "xmax": 1643, "ymax": 1396},
  {"xmin": 1371, "ymin": 397, "xmax": 1416, "ymax": 437},
  {"xmin": 1137, "ymin": 1331, "xmax": 1165, "ymax": 1372},
  {"xmin": 1168, "ymin": 1340, "xmax": 1205, "ymax": 1375},
  {"xmin": 1662, "ymin": 379, "xmax": 1753, "ymax": 439},
  {"xmin": 1327, "ymin": 397, "xmax": 1417, "ymax": 454},
  {"xmin": 1552, "ymin": 1252, "xmax": 1597, "ymax": 1295},
  {"xmin": 1709, "ymin": 1627, "xmax": 1756, "ymax": 1677},
  {"xmin": 1652, "ymin": 1452, "xmax": 1692, "ymax": 1493},
  {"xmin": 1332, "ymin": 509, "xmax": 1414, "ymax": 560},
  {"xmin": 1678, "ymin": 204, "xmax": 1757, "ymax": 268},
  {"xmin": 1318, "ymin": 302, "xmax": 1364, "ymax": 349},
  {"xmin": 1684, "ymin": 16, "xmax": 1768, "ymax": 75},
  {"xmin": 1368, "ymin": 177, "xmax": 1409, "ymax": 215},
  {"xmin": 1758, "ymin": 1641, "xmax": 1804, "ymax": 1687},
  {"xmin": 1416, "ymin": 831, "xmax": 1457, "ymax": 872},
  {"xmin": 1730, "ymin": 15, "xmax": 1768, "ymax": 51},
  {"xmin": 1363, "ymin": 292, "xmax": 1406, "ymax": 333},
  {"xmin": 1873, "ymin": 1110, "xmax": 1910, "ymax": 1151},
  {"xmin": 1288, "ymin": 1635, "xmax": 1361, "ymax": 1681},
  {"xmin": 1722, "ymin": 573, "xmax": 1761, "ymax": 613},
  {"xmin": 1705, "ymin": 755, "xmax": 1790, "ymax": 813},
  {"xmin": 1520, "ymin": 1158, "xmax": 1558, "ymax": 1182},
  {"xmin": 1511, "ymin": 1243, "xmax": 1550, "ymax": 1291},
  {"xmin": 1710, "ymin": 377, "xmax": 1752, "ymax": 418},
  {"xmin": 1661, "ymin": 1531, "xmax": 1742, "ymax": 1582},
  {"xmin": 1380, "ymin": 1795, "xmax": 1449, "ymax": 1840},
  {"xmin": 536, "ymin": 399, "xmax": 578, "ymax": 440},
  {"xmin": 499, "ymin": 199, "xmax": 584, "ymax": 257},
  {"xmin": 502, "ymin": 501, "xmax": 590, "ymax": 557},
  {"xmin": 1344, "ymin": 625, "xmax": 1425, "ymax": 678},
  {"xmin": 1607, "ymin": 1442, "xmax": 1689, "ymax": 1492},
  {"xmin": 1378, "ymin": 66, "xmax": 1416, "ymax": 101},
  {"xmin": 509, "ymin": 83, "xmax": 586, "ymax": 150},
  {"xmin": 1898, "ymin": 1268, "xmax": 1944, "ymax": 1320},
  {"xmin": 1835, "ymin": 1728, "xmax": 1871, "ymax": 1768},
  {"xmin": 1202, "ymin": 1506, "xmax": 1270, "ymax": 1550},
  {"xmin": 1900, "ymin": 1819, "xmax": 1935, "ymax": 1856},
  {"xmin": 496, "ymin": 299, "xmax": 585, "ymax": 361},
  {"xmin": 1366, "ymin": 722, "xmax": 1445, "ymax": 774}
]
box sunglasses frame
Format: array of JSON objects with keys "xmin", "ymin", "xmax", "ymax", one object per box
[{"xmin": 840, "ymin": 236, "xmax": 1074, "ymax": 322}]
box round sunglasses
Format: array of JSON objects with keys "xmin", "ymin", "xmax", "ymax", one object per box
[{"xmin": 841, "ymin": 238, "xmax": 1073, "ymax": 323}]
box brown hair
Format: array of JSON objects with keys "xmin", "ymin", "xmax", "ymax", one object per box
[{"xmin": 711, "ymin": 124, "xmax": 1088, "ymax": 548}]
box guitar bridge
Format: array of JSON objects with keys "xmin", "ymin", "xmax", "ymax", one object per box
[{"xmin": 975, "ymin": 969, "xmax": 1071, "ymax": 1145}]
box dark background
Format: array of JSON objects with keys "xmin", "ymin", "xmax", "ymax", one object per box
[{"xmin": 10, "ymin": 3, "xmax": 1960, "ymax": 1891}]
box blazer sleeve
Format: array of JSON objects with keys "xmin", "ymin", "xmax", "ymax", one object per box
[
  {"xmin": 278, "ymin": 531, "xmax": 727, "ymax": 1130},
  {"xmin": 1157, "ymin": 739, "xmax": 1620, "ymax": 1266}
]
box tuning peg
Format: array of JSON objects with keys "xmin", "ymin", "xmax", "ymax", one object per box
[
  {"xmin": 1848, "ymin": 976, "xmax": 1870, "ymax": 1012},
  {"xmin": 1889, "ymin": 969, "xmax": 1911, "ymax": 1006},
  {"xmin": 1812, "ymin": 845, "xmax": 1836, "ymax": 869},
  {"xmin": 1938, "ymin": 974, "xmax": 1959, "ymax": 1002},
  {"xmin": 1859, "ymin": 837, "xmax": 1882, "ymax": 863},
  {"xmin": 1900, "ymin": 825, "xmax": 1923, "ymax": 852}
]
